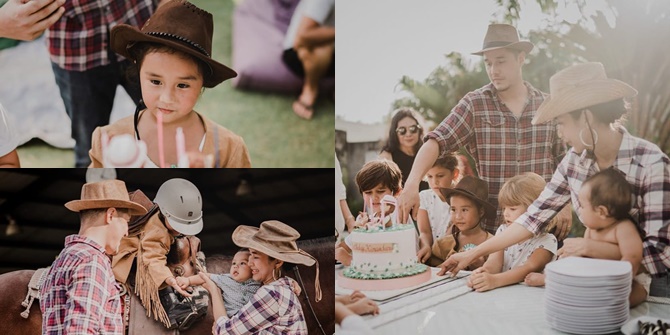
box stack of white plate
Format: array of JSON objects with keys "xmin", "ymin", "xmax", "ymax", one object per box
[{"xmin": 544, "ymin": 257, "xmax": 632, "ymax": 334}]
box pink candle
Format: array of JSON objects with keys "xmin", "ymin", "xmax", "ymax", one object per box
[
  {"xmin": 176, "ymin": 127, "xmax": 185, "ymax": 165},
  {"xmin": 156, "ymin": 111, "xmax": 165, "ymax": 168}
]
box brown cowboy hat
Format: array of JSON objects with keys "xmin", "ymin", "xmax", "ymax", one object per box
[
  {"xmin": 232, "ymin": 220, "xmax": 321, "ymax": 301},
  {"xmin": 110, "ymin": 0, "xmax": 237, "ymax": 88},
  {"xmin": 471, "ymin": 24, "xmax": 534, "ymax": 56},
  {"xmin": 532, "ymin": 62, "xmax": 638, "ymax": 125},
  {"xmin": 65, "ymin": 180, "xmax": 148, "ymax": 216},
  {"xmin": 440, "ymin": 176, "xmax": 496, "ymax": 219}
]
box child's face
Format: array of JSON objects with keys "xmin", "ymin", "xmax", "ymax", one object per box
[
  {"xmin": 140, "ymin": 51, "xmax": 204, "ymax": 124},
  {"xmin": 426, "ymin": 166, "xmax": 455, "ymax": 197},
  {"xmin": 230, "ymin": 251, "xmax": 253, "ymax": 282},
  {"xmin": 362, "ymin": 183, "xmax": 394, "ymax": 214},
  {"xmin": 577, "ymin": 183, "xmax": 610, "ymax": 230},
  {"xmin": 450, "ymin": 195, "xmax": 483, "ymax": 232},
  {"xmin": 502, "ymin": 204, "xmax": 527, "ymax": 226}
]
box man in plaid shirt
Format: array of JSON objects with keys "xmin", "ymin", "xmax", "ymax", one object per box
[
  {"xmin": 40, "ymin": 180, "xmax": 147, "ymax": 334},
  {"xmin": 399, "ymin": 24, "xmax": 571, "ymax": 238},
  {"xmin": 47, "ymin": 0, "xmax": 160, "ymax": 167}
]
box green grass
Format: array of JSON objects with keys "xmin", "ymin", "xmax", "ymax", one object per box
[{"xmin": 16, "ymin": 0, "xmax": 334, "ymax": 168}]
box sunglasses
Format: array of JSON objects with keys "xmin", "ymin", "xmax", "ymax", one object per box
[{"xmin": 396, "ymin": 125, "xmax": 421, "ymax": 136}]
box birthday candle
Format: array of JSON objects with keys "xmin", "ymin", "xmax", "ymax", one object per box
[
  {"xmin": 176, "ymin": 127, "xmax": 187, "ymax": 167},
  {"xmin": 156, "ymin": 111, "xmax": 165, "ymax": 168}
]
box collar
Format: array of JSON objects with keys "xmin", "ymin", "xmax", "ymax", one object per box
[
  {"xmin": 64, "ymin": 234, "xmax": 106, "ymax": 254},
  {"xmin": 577, "ymin": 126, "xmax": 636, "ymax": 175},
  {"xmin": 482, "ymin": 81, "xmax": 542, "ymax": 98}
]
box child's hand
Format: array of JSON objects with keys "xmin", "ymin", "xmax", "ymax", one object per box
[
  {"xmin": 417, "ymin": 245, "xmax": 431, "ymax": 264},
  {"xmin": 335, "ymin": 246, "xmax": 352, "ymax": 266},
  {"xmin": 290, "ymin": 280, "xmax": 302, "ymax": 296},
  {"xmin": 468, "ymin": 268, "xmax": 498, "ymax": 292},
  {"xmin": 336, "ymin": 290, "xmax": 367, "ymax": 305},
  {"xmin": 524, "ymin": 272, "xmax": 546, "ymax": 287},
  {"xmin": 175, "ymin": 276, "xmax": 190, "ymax": 289},
  {"xmin": 346, "ymin": 297, "xmax": 380, "ymax": 316}
]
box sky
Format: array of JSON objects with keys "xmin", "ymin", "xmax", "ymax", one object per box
[{"xmin": 336, "ymin": 0, "xmax": 610, "ymax": 124}]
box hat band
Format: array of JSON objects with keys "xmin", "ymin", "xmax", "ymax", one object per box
[
  {"xmin": 281, "ymin": 249, "xmax": 322, "ymax": 302},
  {"xmin": 146, "ymin": 31, "xmax": 210, "ymax": 57},
  {"xmin": 482, "ymin": 40, "xmax": 517, "ymax": 50}
]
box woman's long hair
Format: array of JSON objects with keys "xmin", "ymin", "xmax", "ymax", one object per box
[{"xmin": 381, "ymin": 108, "xmax": 424, "ymax": 155}]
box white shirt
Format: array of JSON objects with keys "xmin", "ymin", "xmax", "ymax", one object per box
[
  {"xmin": 419, "ymin": 189, "xmax": 452, "ymax": 241},
  {"xmin": 0, "ymin": 103, "xmax": 18, "ymax": 156},
  {"xmin": 335, "ymin": 154, "xmax": 347, "ymax": 235},
  {"xmin": 497, "ymin": 223, "xmax": 558, "ymax": 271}
]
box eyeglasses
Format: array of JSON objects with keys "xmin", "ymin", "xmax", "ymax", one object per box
[{"xmin": 396, "ymin": 125, "xmax": 421, "ymax": 136}]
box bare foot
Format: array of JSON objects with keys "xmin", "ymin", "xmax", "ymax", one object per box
[
  {"xmin": 292, "ymin": 100, "xmax": 314, "ymax": 120},
  {"xmin": 524, "ymin": 272, "xmax": 546, "ymax": 287}
]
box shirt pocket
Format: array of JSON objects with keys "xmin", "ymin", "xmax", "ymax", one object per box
[{"xmin": 482, "ymin": 114, "xmax": 506, "ymax": 127}]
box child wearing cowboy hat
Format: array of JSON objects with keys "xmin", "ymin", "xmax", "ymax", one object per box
[
  {"xmin": 88, "ymin": 0, "xmax": 251, "ymax": 168},
  {"xmin": 40, "ymin": 180, "xmax": 147, "ymax": 334},
  {"xmin": 428, "ymin": 176, "xmax": 495, "ymax": 271},
  {"xmin": 199, "ymin": 220, "xmax": 321, "ymax": 335}
]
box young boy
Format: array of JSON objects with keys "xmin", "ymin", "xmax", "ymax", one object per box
[
  {"xmin": 177, "ymin": 249, "xmax": 259, "ymax": 317},
  {"xmin": 335, "ymin": 159, "xmax": 403, "ymax": 266},
  {"xmin": 526, "ymin": 169, "xmax": 649, "ymax": 307}
]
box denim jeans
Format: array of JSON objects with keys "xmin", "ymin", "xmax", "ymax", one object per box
[
  {"xmin": 649, "ymin": 271, "xmax": 670, "ymax": 298},
  {"xmin": 51, "ymin": 58, "xmax": 141, "ymax": 167}
]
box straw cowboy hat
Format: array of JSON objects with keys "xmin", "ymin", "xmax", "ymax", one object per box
[
  {"xmin": 111, "ymin": 0, "xmax": 237, "ymax": 88},
  {"xmin": 440, "ymin": 176, "xmax": 497, "ymax": 219},
  {"xmin": 532, "ymin": 62, "xmax": 638, "ymax": 125},
  {"xmin": 232, "ymin": 220, "xmax": 322, "ymax": 301},
  {"xmin": 472, "ymin": 24, "xmax": 534, "ymax": 56},
  {"xmin": 65, "ymin": 180, "xmax": 148, "ymax": 216}
]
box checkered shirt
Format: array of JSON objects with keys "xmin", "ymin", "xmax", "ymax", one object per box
[
  {"xmin": 214, "ymin": 277, "xmax": 307, "ymax": 335},
  {"xmin": 40, "ymin": 235, "xmax": 123, "ymax": 335},
  {"xmin": 47, "ymin": 0, "xmax": 155, "ymax": 71},
  {"xmin": 515, "ymin": 127, "xmax": 670, "ymax": 276},
  {"xmin": 426, "ymin": 82, "xmax": 565, "ymax": 233}
]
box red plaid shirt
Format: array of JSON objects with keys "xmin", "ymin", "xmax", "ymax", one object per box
[
  {"xmin": 214, "ymin": 277, "xmax": 307, "ymax": 335},
  {"xmin": 516, "ymin": 127, "xmax": 670, "ymax": 276},
  {"xmin": 426, "ymin": 82, "xmax": 565, "ymax": 233},
  {"xmin": 47, "ymin": 0, "xmax": 156, "ymax": 71},
  {"xmin": 40, "ymin": 235, "xmax": 123, "ymax": 335}
]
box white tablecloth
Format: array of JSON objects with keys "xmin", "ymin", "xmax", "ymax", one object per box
[{"xmin": 363, "ymin": 277, "xmax": 670, "ymax": 334}]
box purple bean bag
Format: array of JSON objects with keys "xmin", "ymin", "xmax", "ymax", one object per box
[{"xmin": 231, "ymin": 0, "xmax": 334, "ymax": 94}]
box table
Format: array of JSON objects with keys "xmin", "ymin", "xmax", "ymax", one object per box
[{"xmin": 363, "ymin": 276, "xmax": 670, "ymax": 334}]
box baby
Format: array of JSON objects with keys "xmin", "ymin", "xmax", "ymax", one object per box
[{"xmin": 179, "ymin": 249, "xmax": 300, "ymax": 317}]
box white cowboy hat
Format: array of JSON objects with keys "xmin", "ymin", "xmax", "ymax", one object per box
[{"xmin": 533, "ymin": 62, "xmax": 638, "ymax": 125}]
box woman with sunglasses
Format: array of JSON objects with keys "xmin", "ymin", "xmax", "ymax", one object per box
[{"xmin": 380, "ymin": 108, "xmax": 429, "ymax": 191}]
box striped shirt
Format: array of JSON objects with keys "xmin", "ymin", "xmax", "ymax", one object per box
[
  {"xmin": 40, "ymin": 235, "xmax": 122, "ymax": 335},
  {"xmin": 214, "ymin": 277, "xmax": 307, "ymax": 335},
  {"xmin": 426, "ymin": 82, "xmax": 565, "ymax": 233},
  {"xmin": 515, "ymin": 127, "xmax": 670, "ymax": 276},
  {"xmin": 47, "ymin": 0, "xmax": 155, "ymax": 71}
]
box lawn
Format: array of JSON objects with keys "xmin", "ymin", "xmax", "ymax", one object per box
[{"xmin": 16, "ymin": 0, "xmax": 334, "ymax": 168}]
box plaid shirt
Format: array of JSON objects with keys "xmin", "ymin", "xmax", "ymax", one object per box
[
  {"xmin": 214, "ymin": 277, "xmax": 307, "ymax": 335},
  {"xmin": 426, "ymin": 82, "xmax": 565, "ymax": 233},
  {"xmin": 516, "ymin": 127, "xmax": 670, "ymax": 276},
  {"xmin": 40, "ymin": 235, "xmax": 123, "ymax": 335},
  {"xmin": 47, "ymin": 0, "xmax": 156, "ymax": 71}
]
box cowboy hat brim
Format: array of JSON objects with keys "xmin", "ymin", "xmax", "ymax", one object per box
[
  {"xmin": 471, "ymin": 41, "xmax": 534, "ymax": 56},
  {"xmin": 532, "ymin": 79, "xmax": 638, "ymax": 125},
  {"xmin": 232, "ymin": 225, "xmax": 316, "ymax": 267},
  {"xmin": 65, "ymin": 199, "xmax": 148, "ymax": 216},
  {"xmin": 111, "ymin": 24, "xmax": 237, "ymax": 88},
  {"xmin": 440, "ymin": 187, "xmax": 497, "ymax": 219}
]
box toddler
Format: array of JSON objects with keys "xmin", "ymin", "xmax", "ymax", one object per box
[
  {"xmin": 526, "ymin": 169, "xmax": 649, "ymax": 307},
  {"xmin": 89, "ymin": 0, "xmax": 250, "ymax": 168},
  {"xmin": 417, "ymin": 154, "xmax": 460, "ymax": 263},
  {"xmin": 468, "ymin": 173, "xmax": 557, "ymax": 292},
  {"xmin": 429, "ymin": 176, "xmax": 495, "ymax": 270}
]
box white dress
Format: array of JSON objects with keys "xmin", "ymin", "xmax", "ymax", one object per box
[
  {"xmin": 419, "ymin": 189, "xmax": 451, "ymax": 241},
  {"xmin": 497, "ymin": 223, "xmax": 558, "ymax": 271}
]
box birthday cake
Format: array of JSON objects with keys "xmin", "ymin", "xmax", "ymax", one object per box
[{"xmin": 339, "ymin": 223, "xmax": 430, "ymax": 291}]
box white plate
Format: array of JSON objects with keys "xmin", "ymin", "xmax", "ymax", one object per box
[
  {"xmin": 546, "ymin": 257, "xmax": 632, "ymax": 278},
  {"xmin": 621, "ymin": 316, "xmax": 670, "ymax": 335}
]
